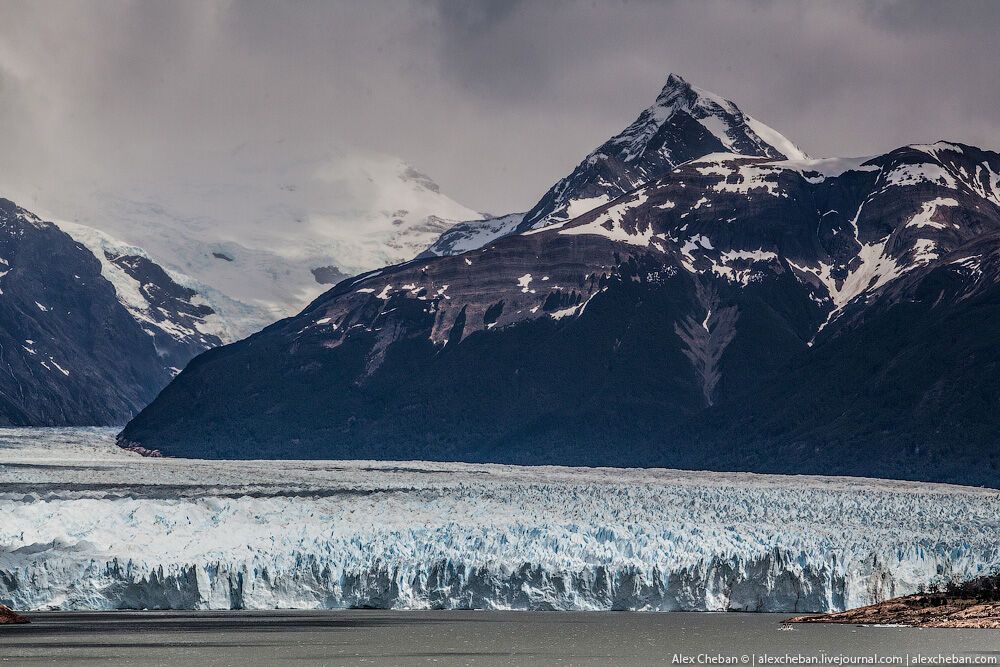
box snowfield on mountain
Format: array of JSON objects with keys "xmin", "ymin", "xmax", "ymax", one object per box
[
  {"xmin": 3, "ymin": 429, "xmax": 1000, "ymax": 612},
  {"xmin": 418, "ymin": 212, "xmax": 527, "ymax": 258},
  {"xmin": 11, "ymin": 149, "xmax": 485, "ymax": 340}
]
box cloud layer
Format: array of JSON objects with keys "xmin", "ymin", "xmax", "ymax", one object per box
[{"xmin": 1, "ymin": 0, "xmax": 998, "ymax": 214}]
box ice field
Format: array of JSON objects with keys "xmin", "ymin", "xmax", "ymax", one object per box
[{"xmin": 2, "ymin": 428, "xmax": 998, "ymax": 612}]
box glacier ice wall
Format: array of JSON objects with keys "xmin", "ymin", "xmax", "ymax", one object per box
[{"xmin": 2, "ymin": 428, "xmax": 999, "ymax": 612}]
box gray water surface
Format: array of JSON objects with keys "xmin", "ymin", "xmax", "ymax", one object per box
[{"xmin": 2, "ymin": 611, "xmax": 1000, "ymax": 666}]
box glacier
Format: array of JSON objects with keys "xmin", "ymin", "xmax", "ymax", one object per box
[{"xmin": 2, "ymin": 428, "xmax": 999, "ymax": 612}]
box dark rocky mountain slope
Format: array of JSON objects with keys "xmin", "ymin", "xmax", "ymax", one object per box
[
  {"xmin": 0, "ymin": 199, "xmax": 221, "ymax": 425},
  {"xmin": 120, "ymin": 79, "xmax": 1000, "ymax": 486}
]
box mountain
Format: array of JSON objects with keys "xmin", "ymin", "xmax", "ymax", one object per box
[
  {"xmin": 515, "ymin": 74, "xmax": 805, "ymax": 235},
  {"xmin": 16, "ymin": 151, "xmax": 484, "ymax": 339},
  {"xmin": 0, "ymin": 198, "xmax": 222, "ymax": 425},
  {"xmin": 0, "ymin": 149, "xmax": 483, "ymax": 425},
  {"xmin": 418, "ymin": 74, "xmax": 802, "ymax": 258},
  {"xmin": 120, "ymin": 78, "xmax": 1000, "ymax": 486}
]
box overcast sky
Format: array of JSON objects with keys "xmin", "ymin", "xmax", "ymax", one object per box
[{"xmin": 1, "ymin": 0, "xmax": 999, "ymax": 215}]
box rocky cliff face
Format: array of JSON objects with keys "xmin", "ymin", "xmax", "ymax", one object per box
[
  {"xmin": 120, "ymin": 78, "xmax": 1000, "ymax": 486},
  {"xmin": 0, "ymin": 199, "xmax": 221, "ymax": 425}
]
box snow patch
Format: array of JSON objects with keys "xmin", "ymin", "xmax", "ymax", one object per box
[
  {"xmin": 558, "ymin": 193, "xmax": 653, "ymax": 246},
  {"xmin": 774, "ymin": 156, "xmax": 880, "ymax": 181},
  {"xmin": 564, "ymin": 195, "xmax": 612, "ymax": 221},
  {"xmin": 884, "ymin": 163, "xmax": 958, "ymax": 190},
  {"xmin": 906, "ymin": 198, "xmax": 959, "ymax": 229}
]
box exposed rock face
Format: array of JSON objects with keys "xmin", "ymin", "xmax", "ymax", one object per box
[
  {"xmin": 788, "ymin": 592, "xmax": 1000, "ymax": 628},
  {"xmin": 102, "ymin": 250, "xmax": 221, "ymax": 371},
  {"xmin": 673, "ymin": 281, "xmax": 738, "ymax": 406},
  {"xmin": 120, "ymin": 75, "xmax": 1000, "ymax": 486},
  {"xmin": 0, "ymin": 198, "xmax": 221, "ymax": 425},
  {"xmin": 311, "ymin": 265, "xmax": 349, "ymax": 285},
  {"xmin": 0, "ymin": 604, "xmax": 29, "ymax": 624}
]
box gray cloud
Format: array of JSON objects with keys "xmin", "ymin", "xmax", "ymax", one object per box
[{"xmin": 0, "ymin": 0, "xmax": 998, "ymax": 215}]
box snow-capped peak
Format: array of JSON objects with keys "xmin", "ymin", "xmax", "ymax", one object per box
[
  {"xmin": 512, "ymin": 73, "xmax": 808, "ymax": 234},
  {"xmin": 612, "ymin": 73, "xmax": 807, "ymax": 163},
  {"xmin": 654, "ymin": 73, "xmax": 740, "ymax": 119}
]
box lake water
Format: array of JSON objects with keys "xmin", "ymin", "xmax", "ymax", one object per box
[{"xmin": 2, "ymin": 611, "xmax": 1000, "ymax": 666}]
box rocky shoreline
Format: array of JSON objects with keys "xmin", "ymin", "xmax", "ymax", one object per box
[
  {"xmin": 0, "ymin": 605, "xmax": 29, "ymax": 625},
  {"xmin": 788, "ymin": 594, "xmax": 1000, "ymax": 628}
]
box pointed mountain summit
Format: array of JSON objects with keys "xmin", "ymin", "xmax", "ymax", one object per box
[
  {"xmin": 513, "ymin": 73, "xmax": 806, "ymax": 233},
  {"xmin": 122, "ymin": 77, "xmax": 1000, "ymax": 488},
  {"xmin": 618, "ymin": 73, "xmax": 806, "ymax": 163}
]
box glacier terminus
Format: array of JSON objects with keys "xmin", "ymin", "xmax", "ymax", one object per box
[{"xmin": 2, "ymin": 429, "xmax": 998, "ymax": 613}]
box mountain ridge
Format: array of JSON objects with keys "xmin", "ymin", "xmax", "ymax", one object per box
[
  {"xmin": 514, "ymin": 73, "xmax": 806, "ymax": 233},
  {"xmin": 419, "ymin": 74, "xmax": 807, "ymax": 259},
  {"xmin": 119, "ymin": 75, "xmax": 1000, "ymax": 487}
]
